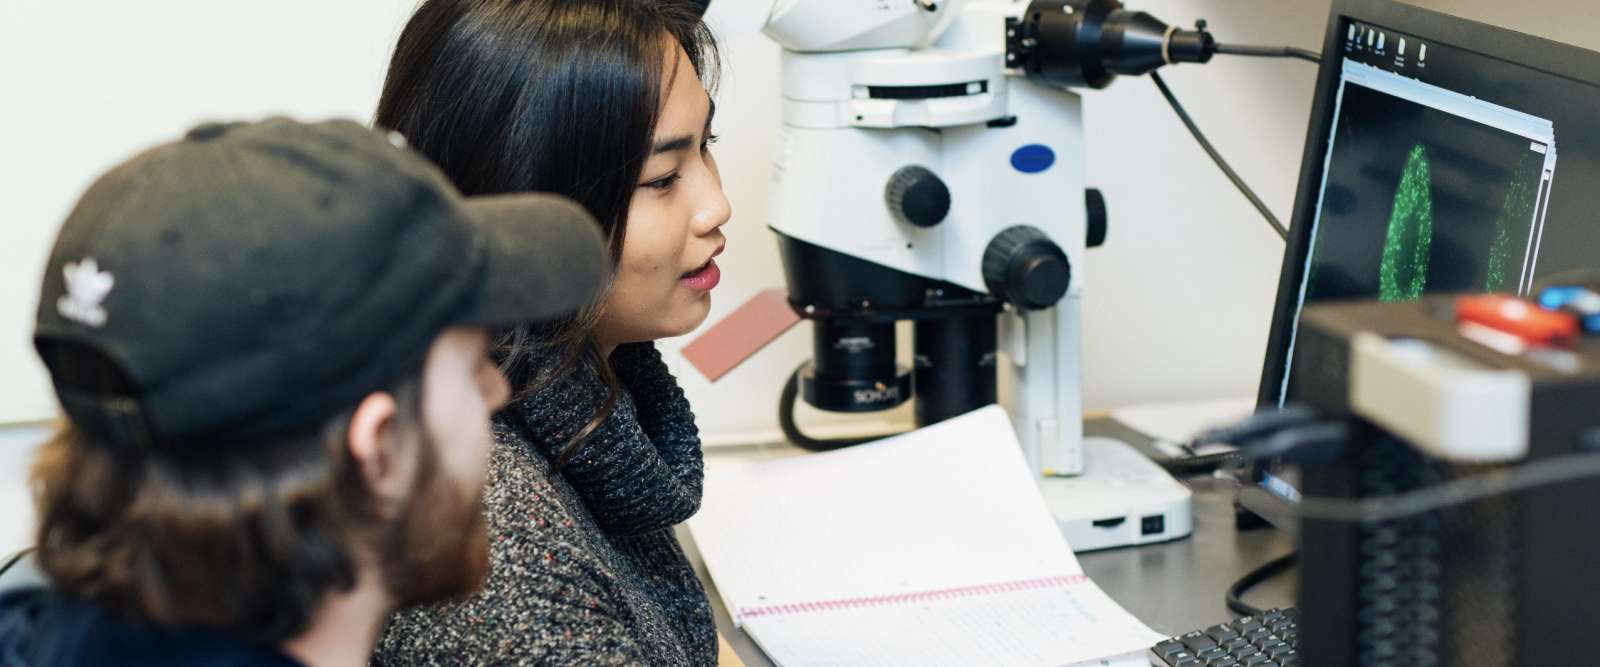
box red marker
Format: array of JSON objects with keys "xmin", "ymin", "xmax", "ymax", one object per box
[{"xmin": 1456, "ymin": 294, "xmax": 1578, "ymax": 346}]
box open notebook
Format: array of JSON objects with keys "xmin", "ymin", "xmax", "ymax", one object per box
[{"xmin": 688, "ymin": 405, "xmax": 1164, "ymax": 666}]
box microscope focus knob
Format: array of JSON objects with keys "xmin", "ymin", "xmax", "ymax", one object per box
[
  {"xmin": 885, "ymin": 165, "xmax": 950, "ymax": 228},
  {"xmin": 983, "ymin": 225, "xmax": 1071, "ymax": 311},
  {"xmin": 1086, "ymin": 188, "xmax": 1108, "ymax": 248}
]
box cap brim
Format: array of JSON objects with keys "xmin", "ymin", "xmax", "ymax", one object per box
[{"xmin": 457, "ymin": 193, "xmax": 609, "ymax": 327}]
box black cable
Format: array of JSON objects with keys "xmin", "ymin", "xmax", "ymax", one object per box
[
  {"xmin": 1295, "ymin": 450, "xmax": 1600, "ymax": 523},
  {"xmin": 1192, "ymin": 406, "xmax": 1319, "ymax": 450},
  {"xmin": 1149, "ymin": 71, "xmax": 1289, "ymax": 241},
  {"xmin": 1236, "ymin": 422, "xmax": 1348, "ymax": 466},
  {"xmin": 0, "ymin": 547, "xmax": 34, "ymax": 576},
  {"xmin": 778, "ymin": 364, "xmax": 903, "ymax": 452},
  {"xmin": 1184, "ymin": 409, "xmax": 1600, "ymax": 523},
  {"xmin": 1213, "ymin": 43, "xmax": 1322, "ymax": 64},
  {"xmin": 1156, "ymin": 407, "xmax": 1323, "ymax": 477},
  {"xmin": 1160, "ymin": 449, "xmax": 1242, "ymax": 477},
  {"xmin": 1226, "ymin": 552, "xmax": 1299, "ymax": 617}
]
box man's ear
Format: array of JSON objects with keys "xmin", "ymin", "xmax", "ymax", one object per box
[{"xmin": 347, "ymin": 391, "xmax": 412, "ymax": 516}]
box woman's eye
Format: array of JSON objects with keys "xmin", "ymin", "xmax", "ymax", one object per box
[
  {"xmin": 701, "ymin": 133, "xmax": 719, "ymax": 151},
  {"xmin": 642, "ymin": 172, "xmax": 681, "ymax": 190}
]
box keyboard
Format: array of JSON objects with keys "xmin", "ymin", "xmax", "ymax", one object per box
[{"xmin": 1147, "ymin": 607, "xmax": 1300, "ymax": 667}]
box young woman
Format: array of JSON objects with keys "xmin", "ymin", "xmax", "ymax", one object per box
[{"xmin": 368, "ymin": 1, "xmax": 730, "ymax": 664}]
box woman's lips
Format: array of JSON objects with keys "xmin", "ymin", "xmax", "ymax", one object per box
[{"xmin": 680, "ymin": 259, "xmax": 721, "ymax": 291}]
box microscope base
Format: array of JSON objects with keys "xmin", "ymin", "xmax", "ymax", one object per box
[{"xmin": 1037, "ymin": 436, "xmax": 1193, "ymax": 552}]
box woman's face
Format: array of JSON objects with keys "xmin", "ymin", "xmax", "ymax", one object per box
[{"xmin": 595, "ymin": 44, "xmax": 731, "ymax": 349}]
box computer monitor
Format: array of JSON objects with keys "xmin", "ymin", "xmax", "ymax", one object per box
[{"xmin": 1243, "ymin": 0, "xmax": 1600, "ymax": 529}]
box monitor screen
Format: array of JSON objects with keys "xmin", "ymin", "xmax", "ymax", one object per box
[
  {"xmin": 1251, "ymin": 3, "xmax": 1600, "ymax": 520},
  {"xmin": 1277, "ymin": 17, "xmax": 1600, "ymax": 402}
]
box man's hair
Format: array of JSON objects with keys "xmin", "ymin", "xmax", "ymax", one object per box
[{"xmin": 30, "ymin": 377, "xmax": 423, "ymax": 644}]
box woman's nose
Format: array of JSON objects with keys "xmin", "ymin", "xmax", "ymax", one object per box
[{"xmin": 692, "ymin": 166, "xmax": 732, "ymax": 235}]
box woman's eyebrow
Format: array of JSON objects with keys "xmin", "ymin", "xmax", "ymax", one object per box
[
  {"xmin": 650, "ymin": 97, "xmax": 717, "ymax": 155},
  {"xmin": 652, "ymin": 135, "xmax": 695, "ymax": 155}
]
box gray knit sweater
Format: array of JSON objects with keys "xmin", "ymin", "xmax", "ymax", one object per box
[{"xmin": 372, "ymin": 343, "xmax": 715, "ymax": 665}]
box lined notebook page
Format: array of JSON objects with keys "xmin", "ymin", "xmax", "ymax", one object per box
[
  {"xmin": 740, "ymin": 578, "xmax": 1160, "ymax": 667},
  {"xmin": 688, "ymin": 406, "xmax": 1163, "ymax": 666},
  {"xmin": 690, "ymin": 406, "xmax": 1082, "ymax": 617}
]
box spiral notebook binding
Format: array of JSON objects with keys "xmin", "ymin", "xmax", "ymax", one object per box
[{"xmin": 736, "ymin": 574, "xmax": 1091, "ymax": 620}]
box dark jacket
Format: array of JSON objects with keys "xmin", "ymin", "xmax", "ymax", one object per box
[
  {"xmin": 374, "ymin": 342, "xmax": 715, "ymax": 666},
  {"xmin": 0, "ymin": 588, "xmax": 302, "ymax": 667}
]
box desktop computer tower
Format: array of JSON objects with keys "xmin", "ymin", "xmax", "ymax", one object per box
[{"xmin": 1290, "ymin": 297, "xmax": 1600, "ymax": 667}]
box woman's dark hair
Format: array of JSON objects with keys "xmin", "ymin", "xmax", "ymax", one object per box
[{"xmin": 374, "ymin": 0, "xmax": 719, "ymax": 465}]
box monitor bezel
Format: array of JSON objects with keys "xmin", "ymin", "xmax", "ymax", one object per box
[
  {"xmin": 1244, "ymin": 0, "xmax": 1600, "ymax": 530},
  {"xmin": 1256, "ymin": 0, "xmax": 1600, "ymax": 409}
]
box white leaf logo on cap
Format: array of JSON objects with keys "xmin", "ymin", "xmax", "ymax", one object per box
[{"xmin": 58, "ymin": 258, "xmax": 115, "ymax": 328}]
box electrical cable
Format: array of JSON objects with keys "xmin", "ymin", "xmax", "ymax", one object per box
[
  {"xmin": 1160, "ymin": 449, "xmax": 1242, "ymax": 477},
  {"xmin": 0, "ymin": 547, "xmax": 33, "ymax": 577},
  {"xmin": 778, "ymin": 364, "xmax": 904, "ymax": 452},
  {"xmin": 1213, "ymin": 43, "xmax": 1322, "ymax": 64},
  {"xmin": 1157, "ymin": 407, "xmax": 1322, "ymax": 477},
  {"xmin": 1193, "ymin": 406, "xmax": 1320, "ymax": 449},
  {"xmin": 1197, "ymin": 410, "xmax": 1600, "ymax": 523},
  {"xmin": 1235, "ymin": 421, "xmax": 1348, "ymax": 464},
  {"xmin": 1226, "ymin": 552, "xmax": 1299, "ymax": 617},
  {"xmin": 1292, "ymin": 450, "xmax": 1600, "ymax": 524},
  {"xmin": 1149, "ymin": 71, "xmax": 1289, "ymax": 241},
  {"xmin": 1166, "ymin": 402, "xmax": 1600, "ymax": 524}
]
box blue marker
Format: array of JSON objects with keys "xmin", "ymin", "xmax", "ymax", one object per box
[{"xmin": 1538, "ymin": 285, "xmax": 1600, "ymax": 333}]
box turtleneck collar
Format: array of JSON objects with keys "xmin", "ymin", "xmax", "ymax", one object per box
[{"xmin": 505, "ymin": 342, "xmax": 704, "ymax": 535}]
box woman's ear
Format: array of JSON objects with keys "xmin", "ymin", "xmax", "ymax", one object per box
[{"xmin": 347, "ymin": 391, "xmax": 413, "ymax": 517}]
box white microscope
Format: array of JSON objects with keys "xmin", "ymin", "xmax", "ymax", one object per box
[{"xmin": 761, "ymin": 0, "xmax": 1218, "ymax": 551}]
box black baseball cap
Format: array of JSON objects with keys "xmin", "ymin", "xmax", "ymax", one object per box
[{"xmin": 34, "ymin": 117, "xmax": 607, "ymax": 448}]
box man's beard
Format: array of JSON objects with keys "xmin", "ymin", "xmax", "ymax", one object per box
[{"xmin": 378, "ymin": 439, "xmax": 491, "ymax": 607}]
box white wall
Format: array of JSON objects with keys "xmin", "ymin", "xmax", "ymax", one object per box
[
  {"xmin": 1402, "ymin": 0, "xmax": 1600, "ymax": 50},
  {"xmin": 5, "ymin": 0, "xmax": 1596, "ymax": 454},
  {"xmin": 0, "ymin": 1, "xmax": 422, "ymax": 425},
  {"xmin": 1077, "ymin": 0, "xmax": 1330, "ymax": 408},
  {"xmin": 0, "ymin": 424, "xmax": 48, "ymax": 556}
]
